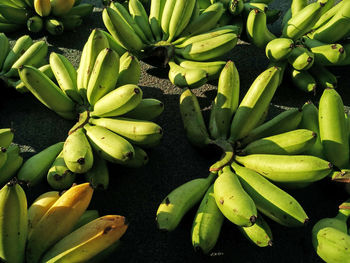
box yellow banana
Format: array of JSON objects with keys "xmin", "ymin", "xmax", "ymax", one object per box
[
  {"xmin": 123, "ymin": 98, "xmax": 164, "ymax": 120},
  {"xmin": 129, "ymin": 0, "xmax": 155, "ymax": 43},
  {"xmin": 50, "ymin": 0, "xmax": 74, "ymax": 16},
  {"xmin": 149, "ymin": 0, "xmax": 166, "ymax": 41},
  {"xmin": 34, "ymin": 0, "xmax": 51, "ymax": 17}
]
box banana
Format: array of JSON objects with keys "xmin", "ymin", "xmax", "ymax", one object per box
[
  {"xmin": 246, "ymin": 9, "xmax": 276, "ymax": 49},
  {"xmin": 40, "ymin": 215, "xmax": 128, "ymax": 263},
  {"xmin": 319, "ymin": 88, "xmax": 349, "ymax": 169},
  {"xmin": 240, "ymin": 108, "xmax": 303, "ymax": 146},
  {"xmin": 4, "ymin": 40, "xmax": 48, "ymax": 78},
  {"xmin": 0, "ymin": 22, "xmax": 21, "ymax": 33},
  {"xmin": 27, "ymin": 191, "xmax": 60, "ymax": 239},
  {"xmin": 116, "ymin": 51, "xmax": 141, "ymax": 86},
  {"xmin": 0, "ymin": 4, "xmax": 32, "ymax": 25},
  {"xmin": 26, "ymin": 183, "xmax": 94, "ymax": 263},
  {"xmin": 0, "ymin": 145, "xmax": 23, "ymax": 186},
  {"xmin": 242, "ymin": 2, "xmax": 267, "ymax": 18},
  {"xmin": 168, "ymin": 60, "xmax": 208, "ymax": 88},
  {"xmin": 265, "ymin": 38, "xmax": 294, "ymax": 62},
  {"xmin": 238, "ymin": 213, "xmax": 273, "ymax": 247},
  {"xmin": 234, "ymin": 154, "xmax": 333, "ymax": 184},
  {"xmin": 231, "ymin": 162, "xmax": 309, "ymax": 227},
  {"xmin": 174, "ymin": 32, "xmax": 237, "ymax": 61},
  {"xmin": 17, "ymin": 142, "xmax": 64, "ymax": 186},
  {"xmin": 312, "ymin": 0, "xmax": 343, "ymax": 30},
  {"xmin": 282, "ymin": 1, "xmax": 325, "ymax": 40},
  {"xmin": 0, "ymin": 33, "xmax": 9, "ymax": 72},
  {"xmin": 310, "ymin": 43, "xmax": 346, "ymax": 66},
  {"xmin": 309, "ymin": 64, "xmax": 337, "ymax": 89},
  {"xmin": 27, "ymin": 15, "xmax": 43, "ymax": 33},
  {"xmin": 65, "ymin": 3, "xmax": 93, "ymax": 17},
  {"xmin": 23, "ymin": 0, "xmax": 34, "ymax": 8},
  {"xmin": 34, "ymin": 0, "xmax": 51, "ymax": 17},
  {"xmin": 191, "ymin": 184, "xmax": 224, "ymax": 254},
  {"xmin": 281, "ymin": 8, "xmax": 292, "ymax": 29},
  {"xmin": 209, "ymin": 60, "xmax": 239, "ymax": 140},
  {"xmin": 156, "ymin": 173, "xmax": 216, "ymax": 231},
  {"xmin": 72, "ymin": 210, "xmax": 99, "ymax": 231},
  {"xmin": 209, "ymin": 139, "xmax": 234, "ymax": 172},
  {"xmin": 18, "ymin": 65, "xmax": 76, "ymax": 116},
  {"xmin": 50, "ymin": 0, "xmax": 74, "ymax": 16},
  {"xmin": 60, "ymin": 14, "xmax": 82, "ymax": 31},
  {"xmin": 87, "ymin": 48, "xmax": 120, "ymax": 106},
  {"xmin": 122, "ymin": 145, "xmax": 149, "ymax": 168},
  {"xmin": 129, "ymin": 0, "xmax": 155, "ymax": 43},
  {"xmin": 0, "ymin": 128, "xmax": 14, "ymax": 148},
  {"xmin": 149, "ymin": 0, "xmax": 166, "ymax": 41},
  {"xmin": 178, "ymin": 2, "xmax": 224, "ymax": 40},
  {"xmin": 214, "ymin": 165, "xmax": 257, "ymax": 227},
  {"xmin": 90, "ymin": 84, "xmax": 142, "ymax": 117},
  {"xmin": 90, "ymin": 117, "xmax": 163, "ymax": 148},
  {"xmin": 160, "ymin": 0, "xmax": 176, "ymax": 40},
  {"xmin": 84, "ymin": 124, "xmax": 135, "ymax": 164},
  {"xmin": 291, "ymin": 0, "xmax": 307, "ymax": 17},
  {"xmin": 77, "ymin": 29, "xmax": 110, "ymax": 102},
  {"xmin": 228, "ymin": 66, "xmax": 280, "ymax": 143},
  {"xmin": 88, "ymin": 241, "xmax": 121, "ymax": 263},
  {"xmin": 229, "ymin": 0, "xmax": 244, "ymax": 15},
  {"xmin": 47, "ymin": 150, "xmax": 76, "ymax": 190},
  {"xmin": 0, "ymin": 181, "xmax": 27, "ymax": 263},
  {"xmin": 50, "ymin": 52, "xmax": 83, "ymax": 104},
  {"xmin": 299, "ymin": 101, "xmax": 325, "ymax": 158},
  {"xmin": 289, "ymin": 67, "xmax": 316, "ymax": 93},
  {"xmin": 85, "ymin": 152, "xmax": 109, "ymax": 190},
  {"xmin": 123, "ymin": 98, "xmax": 164, "ymax": 120},
  {"xmin": 179, "ymin": 88, "xmax": 212, "ymax": 148},
  {"xmin": 0, "ymin": 148, "xmax": 7, "ymax": 170},
  {"xmin": 288, "ymin": 46, "xmax": 314, "ymax": 71},
  {"xmin": 101, "ymin": 30, "xmax": 127, "ymax": 56},
  {"xmin": 45, "ymin": 18, "xmax": 64, "ymax": 35}
]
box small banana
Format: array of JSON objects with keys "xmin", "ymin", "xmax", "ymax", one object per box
[
  {"xmin": 45, "ymin": 18, "xmax": 64, "ymax": 35},
  {"xmin": 312, "ymin": 0, "xmax": 343, "ymax": 30},
  {"xmin": 289, "ymin": 67, "xmax": 316, "ymax": 93},
  {"xmin": 0, "ymin": 128, "xmax": 14, "ymax": 148},
  {"xmin": 160, "ymin": 0, "xmax": 176, "ymax": 40},
  {"xmin": 265, "ymin": 38, "xmax": 294, "ymax": 62},
  {"xmin": 288, "ymin": 45, "xmax": 314, "ymax": 71},
  {"xmin": 229, "ymin": 0, "xmax": 244, "ymax": 15},
  {"xmin": 129, "ymin": 0, "xmax": 155, "ymax": 43},
  {"xmin": 149, "ymin": 0, "xmax": 166, "ymax": 41},
  {"xmin": 168, "ymin": 60, "xmax": 208, "ymax": 88},
  {"xmin": 85, "ymin": 152, "xmax": 109, "ymax": 190},
  {"xmin": 123, "ymin": 98, "xmax": 164, "ymax": 120},
  {"xmin": 0, "ymin": 145, "xmax": 23, "ymax": 186},
  {"xmin": 50, "ymin": 0, "xmax": 74, "ymax": 16},
  {"xmin": 27, "ymin": 15, "xmax": 43, "ymax": 32},
  {"xmin": 116, "ymin": 52, "xmax": 140, "ymax": 86},
  {"xmin": 156, "ymin": 173, "xmax": 216, "ymax": 231},
  {"xmin": 34, "ymin": 0, "xmax": 51, "ymax": 16}
]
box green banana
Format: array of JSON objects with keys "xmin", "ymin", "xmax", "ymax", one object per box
[
  {"xmin": 45, "ymin": 18, "xmax": 64, "ymax": 35},
  {"xmin": 122, "ymin": 98, "xmax": 164, "ymax": 120},
  {"xmin": 156, "ymin": 173, "xmax": 216, "ymax": 231},
  {"xmin": 242, "ymin": 2, "xmax": 267, "ymax": 18},
  {"xmin": 121, "ymin": 145, "xmax": 148, "ymax": 168},
  {"xmin": 17, "ymin": 142, "xmax": 64, "ymax": 186},
  {"xmin": 87, "ymin": 48, "xmax": 120, "ymax": 106},
  {"xmin": 209, "ymin": 139, "xmax": 234, "ymax": 172},
  {"xmin": 281, "ymin": 8, "xmax": 292, "ymax": 29},
  {"xmin": 0, "ymin": 22, "xmax": 21, "ymax": 33},
  {"xmin": 47, "ymin": 150, "xmax": 76, "ymax": 190},
  {"xmin": 231, "ymin": 162, "xmax": 309, "ymax": 227},
  {"xmin": 168, "ymin": 60, "xmax": 208, "ymax": 88},
  {"xmin": 0, "ymin": 4, "xmax": 32, "ymax": 25},
  {"xmin": 234, "ymin": 154, "xmax": 333, "ymax": 184},
  {"xmin": 209, "ymin": 60, "xmax": 239, "ymax": 140},
  {"xmin": 0, "ymin": 181, "xmax": 27, "ymax": 263},
  {"xmin": 0, "ymin": 148, "xmax": 7, "ymax": 170},
  {"xmin": 309, "ymin": 64, "xmax": 337, "ymax": 89},
  {"xmin": 0, "ymin": 145, "xmax": 22, "ymax": 186},
  {"xmin": 319, "ymin": 88, "xmax": 349, "ymax": 168},
  {"xmin": 72, "ymin": 210, "xmax": 99, "ymax": 232},
  {"xmin": 310, "ymin": 43, "xmax": 346, "ymax": 66},
  {"xmin": 229, "ymin": 0, "xmax": 244, "ymax": 15},
  {"xmin": 0, "ymin": 128, "xmax": 14, "ymax": 148},
  {"xmin": 50, "ymin": 52, "xmax": 83, "ymax": 104},
  {"xmin": 229, "ymin": 66, "xmax": 280, "ymax": 143},
  {"xmin": 84, "ymin": 124, "xmax": 135, "ymax": 164},
  {"xmin": 0, "ymin": 33, "xmax": 9, "ymax": 72},
  {"xmin": 90, "ymin": 117, "xmax": 162, "ymax": 148},
  {"xmin": 160, "ymin": 0, "xmax": 176, "ymax": 40},
  {"xmin": 116, "ymin": 52, "xmax": 141, "ymax": 86},
  {"xmin": 214, "ymin": 165, "xmax": 257, "ymax": 227},
  {"xmin": 85, "ymin": 152, "xmax": 109, "ymax": 190},
  {"xmin": 179, "ymin": 88, "xmax": 212, "ymax": 148},
  {"xmin": 265, "ymin": 38, "xmax": 294, "ymax": 62},
  {"xmin": 65, "ymin": 3, "xmax": 93, "ymax": 17},
  {"xmin": 129, "ymin": 0, "xmax": 155, "ymax": 43},
  {"xmin": 191, "ymin": 184, "xmax": 224, "ymax": 254},
  {"xmin": 240, "ymin": 129, "xmax": 317, "ymax": 155},
  {"xmin": 60, "ymin": 14, "xmax": 82, "ymax": 31},
  {"xmin": 312, "ymin": 0, "xmax": 343, "ymax": 30},
  {"xmin": 288, "ymin": 46, "xmax": 314, "ymax": 71},
  {"xmin": 91, "ymin": 84, "xmax": 142, "ymax": 118},
  {"xmin": 149, "ymin": 0, "xmax": 166, "ymax": 41},
  {"xmin": 27, "ymin": 15, "xmax": 43, "ymax": 33},
  {"xmin": 101, "ymin": 30, "xmax": 127, "ymax": 56},
  {"xmin": 289, "ymin": 67, "xmax": 316, "ymax": 93},
  {"xmin": 291, "ymin": 0, "xmax": 307, "ymax": 17}
]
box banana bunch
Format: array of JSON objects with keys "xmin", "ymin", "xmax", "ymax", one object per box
[
  {"xmin": 0, "ymin": 0, "xmax": 93, "ymax": 35},
  {"xmin": 0, "ymin": 181, "xmax": 128, "ymax": 262},
  {"xmin": 102, "ymin": 0, "xmax": 240, "ymax": 88},
  {"xmin": 16, "ymin": 29, "xmax": 164, "ymax": 189}
]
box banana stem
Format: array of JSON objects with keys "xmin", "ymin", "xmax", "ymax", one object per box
[
  {"xmin": 142, "ymin": 43, "xmax": 175, "ymax": 68},
  {"xmin": 209, "ymin": 139, "xmax": 234, "ymax": 172},
  {"xmin": 338, "ymin": 199, "xmax": 350, "ymax": 218},
  {"xmin": 68, "ymin": 110, "xmax": 90, "ymax": 135}
]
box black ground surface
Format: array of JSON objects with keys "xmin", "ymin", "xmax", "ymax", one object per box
[{"xmin": 0, "ymin": 0, "xmax": 350, "ymax": 262}]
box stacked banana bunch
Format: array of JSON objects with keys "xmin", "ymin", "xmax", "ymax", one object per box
[
  {"xmin": 102, "ymin": 0, "xmax": 240, "ymax": 88},
  {"xmin": 0, "ymin": 0, "xmax": 93, "ymax": 35},
  {"xmin": 0, "ymin": 181, "xmax": 128, "ymax": 262},
  {"xmin": 0, "ymin": 128, "xmax": 23, "ymax": 186},
  {"xmin": 155, "ymin": 58, "xmax": 350, "ymax": 254},
  {"xmin": 15, "ymin": 29, "xmax": 164, "ymax": 190},
  {"xmin": 312, "ymin": 199, "xmax": 350, "ymax": 263}
]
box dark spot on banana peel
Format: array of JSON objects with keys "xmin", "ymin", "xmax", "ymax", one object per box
[
  {"xmin": 290, "ymin": 43, "xmax": 295, "ymax": 49},
  {"xmin": 1, "ymin": 147, "xmax": 6, "ymax": 153},
  {"xmin": 254, "ymin": 9, "xmax": 260, "ymax": 14},
  {"xmin": 77, "ymin": 158, "xmax": 85, "ymax": 165},
  {"xmin": 250, "ymin": 216, "xmax": 257, "ymax": 224},
  {"xmin": 126, "ymin": 151, "xmax": 134, "ymax": 159},
  {"xmin": 134, "ymin": 88, "xmax": 140, "ymax": 94},
  {"xmin": 339, "ymin": 47, "xmax": 345, "ymax": 54},
  {"xmin": 331, "ymin": 44, "xmax": 337, "ymax": 49},
  {"xmin": 328, "ymin": 163, "xmax": 333, "ymax": 169},
  {"xmin": 312, "ymin": 132, "xmax": 317, "ymax": 138},
  {"xmin": 304, "ymin": 218, "xmax": 310, "ymax": 225},
  {"xmin": 53, "ymin": 174, "xmax": 63, "ymax": 181},
  {"xmin": 319, "ymin": 2, "xmax": 325, "ymax": 7},
  {"xmin": 307, "ymin": 57, "xmax": 313, "ymax": 63},
  {"xmin": 158, "ymin": 128, "xmax": 163, "ymax": 134},
  {"xmin": 165, "ymin": 197, "xmax": 170, "ymax": 205},
  {"xmin": 103, "ymin": 226, "xmax": 113, "ymax": 234},
  {"xmin": 219, "ymin": 198, "xmax": 224, "ymax": 205},
  {"xmin": 257, "ymin": 241, "xmax": 261, "ymax": 245}
]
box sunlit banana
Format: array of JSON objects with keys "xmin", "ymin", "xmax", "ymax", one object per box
[
  {"xmin": 85, "ymin": 152, "xmax": 109, "ymax": 190},
  {"xmin": 288, "ymin": 45, "xmax": 314, "ymax": 71},
  {"xmin": 123, "ymin": 98, "xmax": 164, "ymax": 120},
  {"xmin": 34, "ymin": 0, "xmax": 51, "ymax": 16},
  {"xmin": 50, "ymin": 0, "xmax": 74, "ymax": 16},
  {"xmin": 265, "ymin": 38, "xmax": 294, "ymax": 62},
  {"xmin": 149, "ymin": 0, "xmax": 166, "ymax": 41},
  {"xmin": 291, "ymin": 0, "xmax": 307, "ymax": 17},
  {"xmin": 0, "ymin": 145, "xmax": 23, "ymax": 186},
  {"xmin": 160, "ymin": 0, "xmax": 176, "ymax": 40},
  {"xmin": 117, "ymin": 51, "xmax": 140, "ymax": 86},
  {"xmin": 168, "ymin": 60, "xmax": 208, "ymax": 88},
  {"xmin": 27, "ymin": 15, "xmax": 43, "ymax": 32},
  {"xmin": 129, "ymin": 0, "xmax": 155, "ymax": 43},
  {"xmin": 310, "ymin": 43, "xmax": 346, "ymax": 66},
  {"xmin": 101, "ymin": 30, "xmax": 127, "ymax": 56},
  {"xmin": 229, "ymin": 0, "xmax": 244, "ymax": 15},
  {"xmin": 312, "ymin": 0, "xmax": 343, "ymax": 30},
  {"xmin": 0, "ymin": 128, "xmax": 14, "ymax": 148},
  {"xmin": 45, "ymin": 18, "xmax": 64, "ymax": 35}
]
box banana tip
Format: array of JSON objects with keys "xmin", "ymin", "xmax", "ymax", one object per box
[
  {"xmin": 250, "ymin": 215, "xmax": 257, "ymax": 224},
  {"xmin": 0, "ymin": 147, "xmax": 6, "ymax": 153},
  {"xmin": 268, "ymin": 240, "xmax": 273, "ymax": 247},
  {"xmin": 304, "ymin": 218, "xmax": 310, "ymax": 225}
]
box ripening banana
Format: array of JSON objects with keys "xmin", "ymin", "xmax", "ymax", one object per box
[
  {"xmin": 179, "ymin": 88, "xmax": 212, "ymax": 148},
  {"xmin": 90, "ymin": 117, "xmax": 163, "ymax": 148},
  {"xmin": 191, "ymin": 184, "xmax": 224, "ymax": 254},
  {"xmin": 319, "ymin": 88, "xmax": 349, "ymax": 169},
  {"xmin": 209, "ymin": 60, "xmax": 239, "ymax": 140},
  {"xmin": 45, "ymin": 18, "xmax": 64, "ymax": 35},
  {"xmin": 229, "ymin": 66, "xmax": 280, "ymax": 143},
  {"xmin": 0, "ymin": 5, "xmax": 32, "ymax": 25},
  {"xmin": 0, "ymin": 145, "xmax": 23, "ymax": 186},
  {"xmin": 41, "ymin": 215, "xmax": 128, "ymax": 263},
  {"xmin": 87, "ymin": 48, "xmax": 120, "ymax": 106},
  {"xmin": 72, "ymin": 210, "xmax": 99, "ymax": 232},
  {"xmin": 34, "ymin": 0, "xmax": 51, "ymax": 17},
  {"xmin": 0, "ymin": 181, "xmax": 27, "ymax": 263},
  {"xmin": 17, "ymin": 142, "xmax": 64, "ymax": 186},
  {"xmin": 156, "ymin": 173, "xmax": 216, "ymax": 231},
  {"xmin": 289, "ymin": 67, "xmax": 316, "ymax": 93},
  {"xmin": 265, "ymin": 38, "xmax": 294, "ymax": 62},
  {"xmin": 168, "ymin": 60, "xmax": 208, "ymax": 88},
  {"xmin": 84, "ymin": 124, "xmax": 135, "ymax": 164},
  {"xmin": 116, "ymin": 51, "xmax": 140, "ymax": 86},
  {"xmin": 234, "ymin": 154, "xmax": 333, "ymax": 184},
  {"xmin": 123, "ymin": 98, "xmax": 164, "ymax": 120},
  {"xmin": 129, "ymin": 0, "xmax": 155, "ymax": 43},
  {"xmin": 288, "ymin": 46, "xmax": 314, "ymax": 71},
  {"xmin": 26, "ymin": 183, "xmax": 94, "ymax": 263},
  {"xmin": 214, "ymin": 165, "xmax": 257, "ymax": 227},
  {"xmin": 231, "ymin": 162, "xmax": 309, "ymax": 227},
  {"xmin": 47, "ymin": 150, "xmax": 76, "ymax": 190},
  {"xmin": 27, "ymin": 15, "xmax": 43, "ymax": 32},
  {"xmin": 85, "ymin": 153, "xmax": 109, "ymax": 190},
  {"xmin": 309, "ymin": 64, "xmax": 337, "ymax": 89},
  {"xmin": 90, "ymin": 84, "xmax": 142, "ymax": 118},
  {"xmin": 50, "ymin": 52, "xmax": 83, "ymax": 105},
  {"xmin": 148, "ymin": 0, "xmax": 166, "ymax": 41},
  {"xmin": 50, "ymin": 0, "xmax": 74, "ymax": 16},
  {"xmin": 0, "ymin": 128, "xmax": 14, "ymax": 148}
]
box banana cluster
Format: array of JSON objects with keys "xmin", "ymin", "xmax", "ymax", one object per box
[
  {"xmin": 0, "ymin": 181, "xmax": 128, "ymax": 262},
  {"xmin": 101, "ymin": 0, "xmax": 240, "ymax": 88},
  {"xmin": 0, "ymin": 0, "xmax": 93, "ymax": 35}
]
